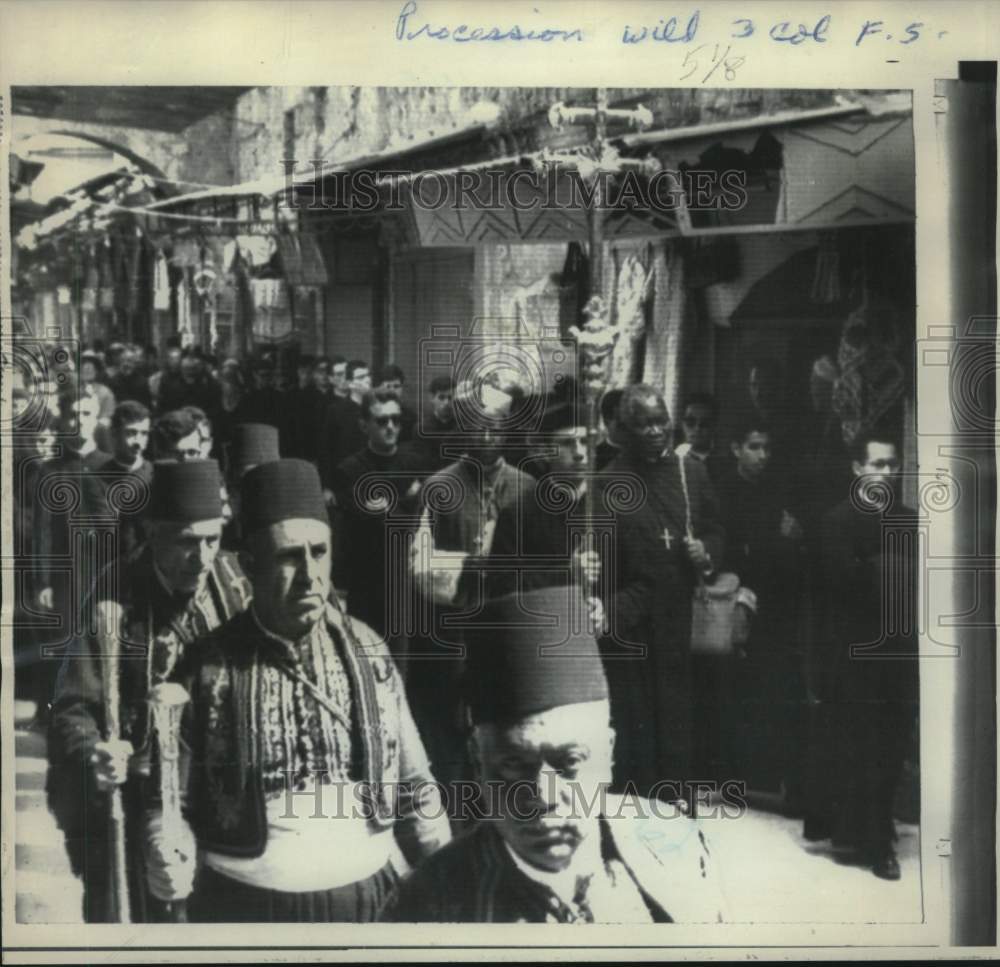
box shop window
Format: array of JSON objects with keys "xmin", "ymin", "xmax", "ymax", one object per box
[{"xmin": 680, "ymin": 131, "xmax": 783, "ymax": 229}]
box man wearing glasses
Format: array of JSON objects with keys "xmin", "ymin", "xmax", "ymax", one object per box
[{"xmin": 330, "ymin": 389, "xmax": 422, "ymax": 657}]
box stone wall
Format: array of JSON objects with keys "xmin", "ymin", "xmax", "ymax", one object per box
[
  {"xmin": 11, "ymin": 110, "xmax": 238, "ymax": 190},
  {"xmin": 12, "ymin": 86, "xmax": 877, "ymax": 194},
  {"xmin": 229, "ymin": 86, "xmax": 857, "ymax": 184}
]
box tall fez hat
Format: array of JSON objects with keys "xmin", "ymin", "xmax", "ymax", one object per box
[
  {"xmin": 240, "ymin": 458, "xmax": 328, "ymax": 535},
  {"xmin": 231, "ymin": 423, "xmax": 280, "ymax": 476},
  {"xmin": 149, "ymin": 459, "xmax": 223, "ymax": 522},
  {"xmin": 464, "ymin": 585, "xmax": 609, "ymax": 725}
]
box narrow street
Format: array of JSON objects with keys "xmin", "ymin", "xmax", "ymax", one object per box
[
  {"xmin": 14, "ymin": 698, "xmax": 921, "ymax": 927},
  {"xmin": 13, "ymin": 702, "xmax": 82, "ymax": 924}
]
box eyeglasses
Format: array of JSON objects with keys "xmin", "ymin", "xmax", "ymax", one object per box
[
  {"xmin": 683, "ymin": 417, "xmax": 713, "ymax": 428},
  {"xmin": 374, "ymin": 415, "xmax": 401, "ymax": 427}
]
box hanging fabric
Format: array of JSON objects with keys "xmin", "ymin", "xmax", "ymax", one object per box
[
  {"xmin": 153, "ymin": 249, "xmax": 171, "ymax": 311},
  {"xmin": 558, "ymin": 241, "xmax": 590, "ymax": 340},
  {"xmin": 609, "ymin": 245, "xmax": 654, "ymax": 388},
  {"xmin": 98, "ymin": 237, "xmax": 115, "ymax": 311},
  {"xmin": 277, "ymin": 233, "xmax": 328, "ymax": 286},
  {"xmin": 177, "ymin": 269, "xmax": 194, "ymax": 348},
  {"xmin": 831, "ymin": 300, "xmax": 905, "ymax": 445},
  {"xmin": 642, "ymin": 240, "xmax": 687, "ymax": 424}
]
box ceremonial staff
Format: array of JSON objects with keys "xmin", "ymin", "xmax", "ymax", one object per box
[
  {"xmin": 149, "ymin": 681, "xmax": 192, "ymax": 922},
  {"xmin": 545, "ymin": 89, "xmax": 654, "ymax": 608},
  {"xmin": 97, "ymin": 601, "xmax": 131, "ymax": 924}
]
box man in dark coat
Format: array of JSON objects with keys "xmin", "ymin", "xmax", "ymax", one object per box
[
  {"xmin": 674, "ymin": 392, "xmax": 727, "ymax": 486},
  {"xmin": 156, "ymin": 349, "xmax": 220, "ymax": 422},
  {"xmin": 99, "ymin": 400, "xmax": 154, "ymax": 561},
  {"xmin": 380, "ymin": 586, "xmax": 729, "ymax": 923},
  {"xmin": 286, "ymin": 356, "xmax": 332, "ymax": 462},
  {"xmin": 490, "ymin": 398, "xmax": 601, "ymax": 609},
  {"xmin": 319, "ymin": 360, "xmax": 370, "ymax": 498},
  {"xmin": 376, "ymin": 364, "xmax": 418, "ymax": 443},
  {"xmin": 35, "ymin": 385, "xmax": 112, "ymax": 719},
  {"xmin": 47, "ymin": 459, "xmax": 250, "ymax": 922},
  {"xmin": 331, "ymin": 389, "xmax": 422, "ymax": 654},
  {"xmin": 803, "ymin": 432, "xmax": 918, "ymax": 880},
  {"xmin": 398, "ymin": 375, "xmax": 456, "ymax": 481},
  {"xmin": 106, "ymin": 345, "xmax": 152, "ymax": 409},
  {"xmin": 406, "ymin": 380, "xmax": 536, "ymax": 800},
  {"xmin": 599, "ymin": 385, "xmax": 725, "ymax": 808},
  {"xmin": 234, "ymin": 356, "xmax": 283, "ymax": 432},
  {"xmin": 715, "ymin": 417, "xmax": 806, "ymax": 794}
]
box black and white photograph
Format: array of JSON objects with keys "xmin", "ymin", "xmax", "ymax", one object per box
[{"xmin": 0, "ymin": 1, "xmax": 996, "ymax": 962}]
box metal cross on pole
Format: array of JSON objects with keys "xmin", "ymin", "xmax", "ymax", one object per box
[{"xmin": 541, "ymin": 89, "xmax": 655, "ymax": 607}]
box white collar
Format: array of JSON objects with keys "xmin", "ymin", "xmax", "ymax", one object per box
[
  {"xmin": 73, "ymin": 439, "xmax": 97, "ymax": 458},
  {"xmin": 503, "ymin": 827, "xmax": 603, "ymax": 906}
]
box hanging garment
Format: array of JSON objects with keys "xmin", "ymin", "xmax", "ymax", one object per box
[
  {"xmin": 831, "ymin": 303, "xmax": 905, "ymax": 444},
  {"xmin": 98, "ymin": 239, "xmax": 115, "ymax": 310},
  {"xmin": 237, "ymin": 235, "xmax": 277, "ymax": 268},
  {"xmin": 153, "ymin": 250, "xmax": 171, "ymax": 311},
  {"xmin": 558, "ymin": 241, "xmax": 591, "ymax": 340},
  {"xmin": 277, "ymin": 234, "xmax": 329, "ymax": 286},
  {"xmin": 610, "ymin": 247, "xmax": 653, "ymax": 388},
  {"xmin": 177, "ymin": 271, "xmax": 194, "ymax": 347},
  {"xmin": 642, "ymin": 241, "xmax": 685, "ymax": 419}
]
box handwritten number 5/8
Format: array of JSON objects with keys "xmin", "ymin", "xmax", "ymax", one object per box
[{"xmin": 680, "ymin": 44, "xmax": 745, "ymax": 83}]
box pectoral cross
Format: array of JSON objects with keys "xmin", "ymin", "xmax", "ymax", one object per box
[{"xmin": 662, "ymin": 527, "xmax": 672, "ymax": 550}]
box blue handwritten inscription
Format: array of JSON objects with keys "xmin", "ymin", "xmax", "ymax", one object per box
[
  {"xmin": 725, "ymin": 15, "xmax": 947, "ymax": 47},
  {"xmin": 769, "ymin": 15, "xmax": 830, "ymax": 43},
  {"xmin": 855, "ymin": 20, "xmax": 945, "ymax": 45},
  {"xmin": 729, "ymin": 15, "xmax": 829, "ymax": 42},
  {"xmin": 622, "ymin": 11, "xmax": 700, "ymax": 45},
  {"xmin": 395, "ymin": 1, "xmax": 583, "ymax": 42}
]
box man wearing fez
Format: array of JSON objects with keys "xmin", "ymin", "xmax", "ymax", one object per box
[
  {"xmin": 47, "ymin": 459, "xmax": 249, "ymax": 922},
  {"xmin": 221, "ymin": 422, "xmax": 281, "ymax": 549},
  {"xmin": 145, "ymin": 459, "xmax": 451, "ymax": 922},
  {"xmin": 380, "ymin": 586, "xmax": 728, "ymax": 923},
  {"xmin": 599, "ymin": 385, "xmax": 725, "ymax": 809}
]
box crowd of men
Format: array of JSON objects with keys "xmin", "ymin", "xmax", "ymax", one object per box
[{"xmin": 10, "ymin": 337, "xmax": 919, "ymax": 924}]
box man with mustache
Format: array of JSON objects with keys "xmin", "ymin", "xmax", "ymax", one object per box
[
  {"xmin": 144, "ymin": 459, "xmax": 450, "ymax": 922},
  {"xmin": 599, "ymin": 384, "xmax": 725, "ymax": 811},
  {"xmin": 380, "ymin": 585, "xmax": 728, "ymax": 923},
  {"xmin": 47, "ymin": 459, "xmax": 250, "ymax": 922}
]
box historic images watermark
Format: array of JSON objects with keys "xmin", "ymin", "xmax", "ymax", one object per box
[
  {"xmin": 278, "ymin": 164, "xmax": 750, "ymax": 216},
  {"xmin": 276, "ymin": 771, "xmax": 749, "ymax": 824}
]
